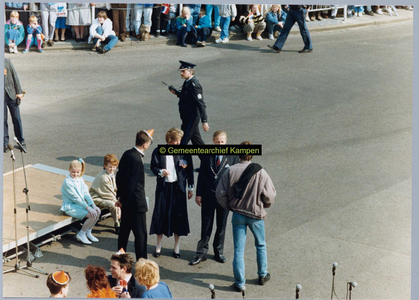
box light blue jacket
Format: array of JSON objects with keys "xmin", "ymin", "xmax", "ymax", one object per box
[
  {"xmin": 60, "ymin": 176, "xmax": 94, "ymax": 212},
  {"xmin": 196, "ymin": 15, "xmax": 211, "ymax": 29},
  {"xmin": 265, "ymin": 10, "xmax": 287, "ymax": 25}
]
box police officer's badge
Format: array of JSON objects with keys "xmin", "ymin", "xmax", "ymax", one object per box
[{"xmin": 198, "ymin": 94, "xmax": 202, "ymax": 99}]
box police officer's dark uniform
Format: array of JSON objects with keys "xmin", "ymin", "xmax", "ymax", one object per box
[
  {"xmin": 171, "ymin": 61, "xmax": 208, "ymax": 145},
  {"xmin": 268, "ymin": 5, "xmax": 313, "ymax": 53}
]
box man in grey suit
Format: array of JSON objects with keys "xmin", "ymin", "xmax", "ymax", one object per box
[{"xmin": 4, "ymin": 58, "xmax": 26, "ymax": 153}]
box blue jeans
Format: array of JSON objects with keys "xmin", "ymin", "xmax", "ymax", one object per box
[
  {"xmin": 220, "ymin": 16, "xmax": 231, "ymax": 40},
  {"xmin": 206, "ymin": 5, "xmax": 220, "ymax": 27},
  {"xmin": 274, "ymin": 8, "xmax": 312, "ymax": 50},
  {"xmin": 266, "ymin": 22, "xmax": 283, "ymax": 35},
  {"xmin": 4, "ymin": 92, "xmax": 24, "ymax": 148},
  {"xmin": 186, "ymin": 4, "xmax": 201, "ymax": 25},
  {"xmin": 232, "ymin": 212, "xmax": 268, "ymax": 288},
  {"xmin": 95, "ymin": 27, "xmax": 118, "ymax": 51}
]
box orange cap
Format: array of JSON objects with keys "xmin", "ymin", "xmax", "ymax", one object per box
[
  {"xmin": 52, "ymin": 271, "xmax": 69, "ymax": 285},
  {"xmin": 144, "ymin": 129, "xmax": 154, "ymax": 140},
  {"xmin": 116, "ymin": 248, "xmax": 126, "ymax": 255}
]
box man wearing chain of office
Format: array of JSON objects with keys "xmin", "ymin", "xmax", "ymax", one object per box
[{"xmin": 169, "ymin": 61, "xmax": 210, "ymax": 145}]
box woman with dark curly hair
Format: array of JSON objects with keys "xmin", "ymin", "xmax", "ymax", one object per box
[{"xmin": 85, "ymin": 265, "xmax": 117, "ymax": 298}]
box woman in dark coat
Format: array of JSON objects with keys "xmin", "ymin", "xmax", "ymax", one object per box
[{"xmin": 150, "ymin": 128, "xmax": 194, "ymax": 258}]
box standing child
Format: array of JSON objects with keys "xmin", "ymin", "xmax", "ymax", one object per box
[
  {"xmin": 5, "ymin": 11, "xmax": 25, "ymax": 53},
  {"xmin": 215, "ymin": 4, "xmax": 237, "ymax": 44},
  {"xmin": 22, "ymin": 15, "xmax": 43, "ymax": 53},
  {"xmin": 195, "ymin": 7, "xmax": 212, "ymax": 47},
  {"xmin": 60, "ymin": 159, "xmax": 101, "ymax": 245}
]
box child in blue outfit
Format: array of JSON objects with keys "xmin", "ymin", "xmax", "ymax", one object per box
[
  {"xmin": 265, "ymin": 4, "xmax": 287, "ymax": 40},
  {"xmin": 176, "ymin": 6, "xmax": 196, "ymax": 47},
  {"xmin": 60, "ymin": 159, "xmax": 101, "ymax": 245},
  {"xmin": 195, "ymin": 7, "xmax": 212, "ymax": 47},
  {"xmin": 5, "ymin": 11, "xmax": 25, "ymax": 54},
  {"xmin": 23, "ymin": 15, "xmax": 43, "ymax": 53}
]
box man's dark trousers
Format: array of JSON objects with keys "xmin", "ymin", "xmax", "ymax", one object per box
[
  {"xmin": 195, "ymin": 191, "xmax": 229, "ymax": 258},
  {"xmin": 181, "ymin": 116, "xmax": 205, "ymax": 145},
  {"xmin": 273, "ymin": 7, "xmax": 312, "ymax": 50},
  {"xmin": 4, "ymin": 92, "xmax": 24, "ymax": 148},
  {"xmin": 118, "ymin": 209, "xmax": 148, "ymax": 260}
]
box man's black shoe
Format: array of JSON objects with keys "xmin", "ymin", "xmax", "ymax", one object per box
[
  {"xmin": 259, "ymin": 273, "xmax": 271, "ymax": 285},
  {"xmin": 189, "ymin": 256, "xmax": 207, "ymax": 265},
  {"xmin": 268, "ymin": 45, "xmax": 281, "ymax": 53},
  {"xmin": 298, "ymin": 48, "xmax": 313, "ymax": 53},
  {"xmin": 214, "ymin": 255, "xmax": 226, "ymax": 263},
  {"xmin": 232, "ymin": 283, "xmax": 245, "ymax": 292}
]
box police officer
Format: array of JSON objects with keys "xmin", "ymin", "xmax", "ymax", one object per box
[
  {"xmin": 268, "ymin": 5, "xmax": 313, "ymax": 53},
  {"xmin": 169, "ymin": 61, "xmax": 209, "ymax": 145}
]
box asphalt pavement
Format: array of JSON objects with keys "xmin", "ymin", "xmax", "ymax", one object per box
[{"xmin": 1, "ymin": 13, "xmax": 413, "ymax": 300}]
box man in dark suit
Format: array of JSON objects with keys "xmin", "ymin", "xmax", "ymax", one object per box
[
  {"xmin": 169, "ymin": 61, "xmax": 209, "ymax": 145},
  {"xmin": 4, "ymin": 58, "xmax": 26, "ymax": 153},
  {"xmin": 190, "ymin": 130, "xmax": 239, "ymax": 265},
  {"xmin": 116, "ymin": 129, "xmax": 154, "ymax": 260},
  {"xmin": 108, "ymin": 249, "xmax": 146, "ymax": 298}
]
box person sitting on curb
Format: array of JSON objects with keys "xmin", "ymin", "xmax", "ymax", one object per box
[
  {"xmin": 89, "ymin": 10, "xmax": 118, "ymax": 54},
  {"xmin": 239, "ymin": 4, "xmax": 266, "ymax": 41},
  {"xmin": 195, "ymin": 7, "xmax": 212, "ymax": 47},
  {"xmin": 265, "ymin": 4, "xmax": 286, "ymax": 40}
]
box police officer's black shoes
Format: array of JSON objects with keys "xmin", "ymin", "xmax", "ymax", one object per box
[
  {"xmin": 214, "ymin": 254, "xmax": 226, "ymax": 263},
  {"xmin": 259, "ymin": 273, "xmax": 271, "ymax": 285},
  {"xmin": 189, "ymin": 256, "xmax": 207, "ymax": 265},
  {"xmin": 298, "ymin": 48, "xmax": 313, "ymax": 53},
  {"xmin": 268, "ymin": 45, "xmax": 281, "ymax": 53}
]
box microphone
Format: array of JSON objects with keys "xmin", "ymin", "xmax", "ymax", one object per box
[
  {"xmin": 296, "ymin": 284, "xmax": 302, "ymax": 299},
  {"xmin": 349, "ymin": 282, "xmax": 357, "ymax": 289},
  {"xmin": 241, "ymin": 285, "xmax": 246, "ymax": 299},
  {"xmin": 13, "ymin": 137, "xmax": 27, "ymax": 153},
  {"xmin": 208, "ymin": 284, "xmax": 215, "ymax": 299},
  {"xmin": 332, "ymin": 262, "xmax": 338, "ymax": 276},
  {"xmin": 8, "ymin": 143, "xmax": 15, "ymax": 161}
]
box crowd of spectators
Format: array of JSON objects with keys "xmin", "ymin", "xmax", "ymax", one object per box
[
  {"xmin": 5, "ymin": 3, "xmax": 413, "ymax": 53},
  {"xmin": 47, "ymin": 251, "xmax": 173, "ymax": 298}
]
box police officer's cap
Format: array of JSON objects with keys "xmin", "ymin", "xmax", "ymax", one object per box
[{"xmin": 179, "ymin": 61, "xmax": 196, "ymax": 71}]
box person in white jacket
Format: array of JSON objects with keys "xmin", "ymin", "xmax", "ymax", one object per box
[{"xmin": 89, "ymin": 11, "xmax": 118, "ymax": 54}]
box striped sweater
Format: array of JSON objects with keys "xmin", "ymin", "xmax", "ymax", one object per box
[{"xmin": 239, "ymin": 13, "xmax": 265, "ymax": 26}]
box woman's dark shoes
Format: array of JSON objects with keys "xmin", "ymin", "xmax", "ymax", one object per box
[
  {"xmin": 75, "ymin": 38, "xmax": 81, "ymax": 43},
  {"xmin": 298, "ymin": 48, "xmax": 313, "ymax": 53},
  {"xmin": 153, "ymin": 250, "xmax": 161, "ymax": 258},
  {"xmin": 173, "ymin": 251, "xmax": 180, "ymax": 259}
]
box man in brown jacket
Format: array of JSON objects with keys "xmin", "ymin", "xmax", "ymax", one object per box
[{"xmin": 216, "ymin": 141, "xmax": 276, "ymax": 292}]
